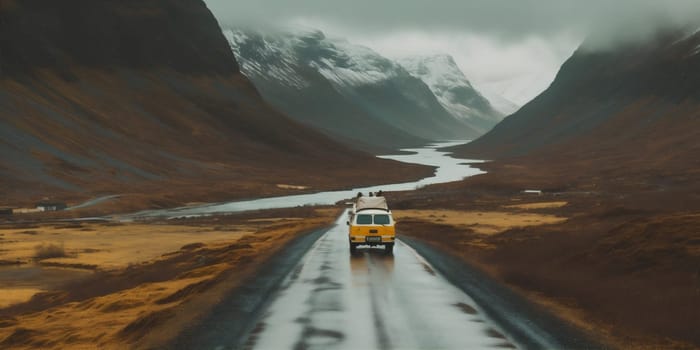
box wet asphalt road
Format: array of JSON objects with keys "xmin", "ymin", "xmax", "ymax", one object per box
[
  {"xmin": 243, "ymin": 213, "xmax": 518, "ymax": 350},
  {"xmin": 175, "ymin": 212, "xmax": 599, "ymax": 350}
]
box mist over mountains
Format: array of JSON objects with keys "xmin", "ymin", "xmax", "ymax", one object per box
[
  {"xmin": 225, "ymin": 27, "xmax": 502, "ymax": 151},
  {"xmin": 397, "ymin": 55, "xmax": 504, "ymax": 133},
  {"xmin": 457, "ymin": 28, "xmax": 700, "ymax": 161}
]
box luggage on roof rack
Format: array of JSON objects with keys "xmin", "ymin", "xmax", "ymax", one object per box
[{"xmin": 355, "ymin": 196, "xmax": 389, "ymax": 212}]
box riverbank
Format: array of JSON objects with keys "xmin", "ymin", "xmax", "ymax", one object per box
[
  {"xmin": 392, "ymin": 162, "xmax": 700, "ymax": 349},
  {"xmin": 0, "ymin": 207, "xmax": 341, "ymax": 349},
  {"xmin": 0, "ymin": 153, "xmax": 435, "ymax": 220}
]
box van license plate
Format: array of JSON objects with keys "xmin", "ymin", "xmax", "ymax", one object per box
[{"xmin": 366, "ymin": 236, "xmax": 381, "ymax": 243}]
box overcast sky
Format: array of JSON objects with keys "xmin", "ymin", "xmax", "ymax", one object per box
[{"xmin": 205, "ymin": 0, "xmax": 700, "ymax": 107}]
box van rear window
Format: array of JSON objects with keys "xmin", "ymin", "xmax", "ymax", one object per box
[
  {"xmin": 355, "ymin": 214, "xmax": 391, "ymax": 225},
  {"xmin": 356, "ymin": 214, "xmax": 373, "ymax": 224},
  {"xmin": 373, "ymin": 214, "xmax": 390, "ymax": 225}
]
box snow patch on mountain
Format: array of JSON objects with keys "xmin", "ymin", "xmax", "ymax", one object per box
[
  {"xmin": 692, "ymin": 45, "xmax": 700, "ymax": 56},
  {"xmin": 313, "ymin": 39, "xmax": 400, "ymax": 87},
  {"xmin": 399, "ymin": 54, "xmax": 474, "ymax": 90},
  {"xmin": 226, "ymin": 28, "xmax": 406, "ymax": 90},
  {"xmin": 398, "ymin": 54, "xmax": 505, "ymax": 131},
  {"xmin": 689, "ymin": 28, "xmax": 700, "ymax": 56},
  {"xmin": 225, "ymin": 27, "xmax": 485, "ymax": 142},
  {"xmin": 224, "ymin": 29, "xmax": 311, "ymax": 90}
]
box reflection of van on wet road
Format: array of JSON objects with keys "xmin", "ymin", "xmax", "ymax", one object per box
[{"xmin": 347, "ymin": 196, "xmax": 395, "ymax": 253}]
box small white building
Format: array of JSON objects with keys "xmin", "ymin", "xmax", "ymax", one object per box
[{"xmin": 36, "ymin": 201, "xmax": 67, "ymax": 212}]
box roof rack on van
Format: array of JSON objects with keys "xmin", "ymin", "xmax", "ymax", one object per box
[{"xmin": 355, "ymin": 196, "xmax": 389, "ymax": 212}]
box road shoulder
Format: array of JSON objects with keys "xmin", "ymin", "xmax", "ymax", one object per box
[{"xmin": 400, "ymin": 236, "xmax": 604, "ymax": 350}]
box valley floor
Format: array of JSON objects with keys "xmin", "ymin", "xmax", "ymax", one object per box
[
  {"xmin": 391, "ymin": 162, "xmax": 700, "ymax": 349},
  {"xmin": 0, "ymin": 207, "xmax": 342, "ymax": 349},
  {"xmin": 1, "ymin": 158, "xmax": 698, "ymax": 349}
]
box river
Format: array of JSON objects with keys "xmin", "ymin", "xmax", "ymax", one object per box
[{"xmin": 122, "ymin": 140, "xmax": 484, "ymax": 220}]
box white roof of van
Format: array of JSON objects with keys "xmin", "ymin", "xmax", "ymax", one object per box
[
  {"xmin": 354, "ymin": 209, "xmax": 392, "ymax": 215},
  {"xmin": 355, "ymin": 196, "xmax": 389, "ymax": 211}
]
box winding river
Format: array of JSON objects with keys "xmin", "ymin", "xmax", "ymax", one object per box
[{"xmin": 122, "ymin": 140, "xmax": 484, "ymax": 220}]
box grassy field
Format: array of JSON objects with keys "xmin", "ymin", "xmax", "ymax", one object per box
[
  {"xmin": 393, "ymin": 170, "xmax": 700, "ymax": 349},
  {"xmin": 0, "ymin": 207, "xmax": 342, "ymax": 349}
]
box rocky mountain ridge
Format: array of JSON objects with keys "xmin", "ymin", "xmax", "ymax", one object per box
[
  {"xmin": 456, "ymin": 29, "xmax": 700, "ymax": 162},
  {"xmin": 225, "ymin": 27, "xmax": 489, "ymax": 151}
]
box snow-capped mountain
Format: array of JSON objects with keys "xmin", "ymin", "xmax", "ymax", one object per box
[
  {"xmin": 398, "ymin": 55, "xmax": 505, "ymax": 133},
  {"xmin": 224, "ymin": 28, "xmax": 482, "ymax": 152}
]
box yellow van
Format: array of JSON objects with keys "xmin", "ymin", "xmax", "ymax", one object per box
[{"xmin": 347, "ymin": 196, "xmax": 395, "ymax": 253}]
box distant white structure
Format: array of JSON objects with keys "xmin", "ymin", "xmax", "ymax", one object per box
[{"xmin": 36, "ymin": 201, "xmax": 67, "ymax": 212}]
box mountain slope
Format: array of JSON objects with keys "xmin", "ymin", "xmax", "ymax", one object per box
[
  {"xmin": 397, "ymin": 55, "xmax": 504, "ymax": 133},
  {"xmin": 0, "ymin": 0, "xmax": 237, "ymax": 76},
  {"xmin": 225, "ymin": 28, "xmax": 481, "ymax": 152},
  {"xmin": 0, "ymin": 0, "xmax": 431, "ymax": 209},
  {"xmin": 480, "ymin": 90, "xmax": 520, "ymax": 116},
  {"xmin": 456, "ymin": 29, "xmax": 700, "ymax": 164},
  {"xmin": 446, "ymin": 29, "xmax": 700, "ymax": 348}
]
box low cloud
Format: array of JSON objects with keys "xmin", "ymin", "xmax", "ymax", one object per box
[
  {"xmin": 345, "ymin": 31, "xmax": 575, "ymax": 105},
  {"xmin": 205, "ymin": 0, "xmax": 700, "ymax": 106},
  {"xmin": 206, "ymin": 0, "xmax": 700, "ymax": 44}
]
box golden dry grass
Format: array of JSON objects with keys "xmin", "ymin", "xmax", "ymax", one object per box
[
  {"xmin": 2, "ymin": 276, "xmax": 211, "ymax": 349},
  {"xmin": 393, "ymin": 209, "xmax": 567, "ymax": 235},
  {"xmin": 394, "ymin": 182, "xmax": 700, "ymax": 348},
  {"xmin": 0, "ymin": 208, "xmax": 342, "ymax": 349},
  {"xmin": 0, "ymin": 289, "xmax": 43, "ymax": 309},
  {"xmin": 503, "ymin": 201, "xmax": 568, "ymax": 210},
  {"xmin": 0, "ymin": 222, "xmax": 254, "ymax": 271}
]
